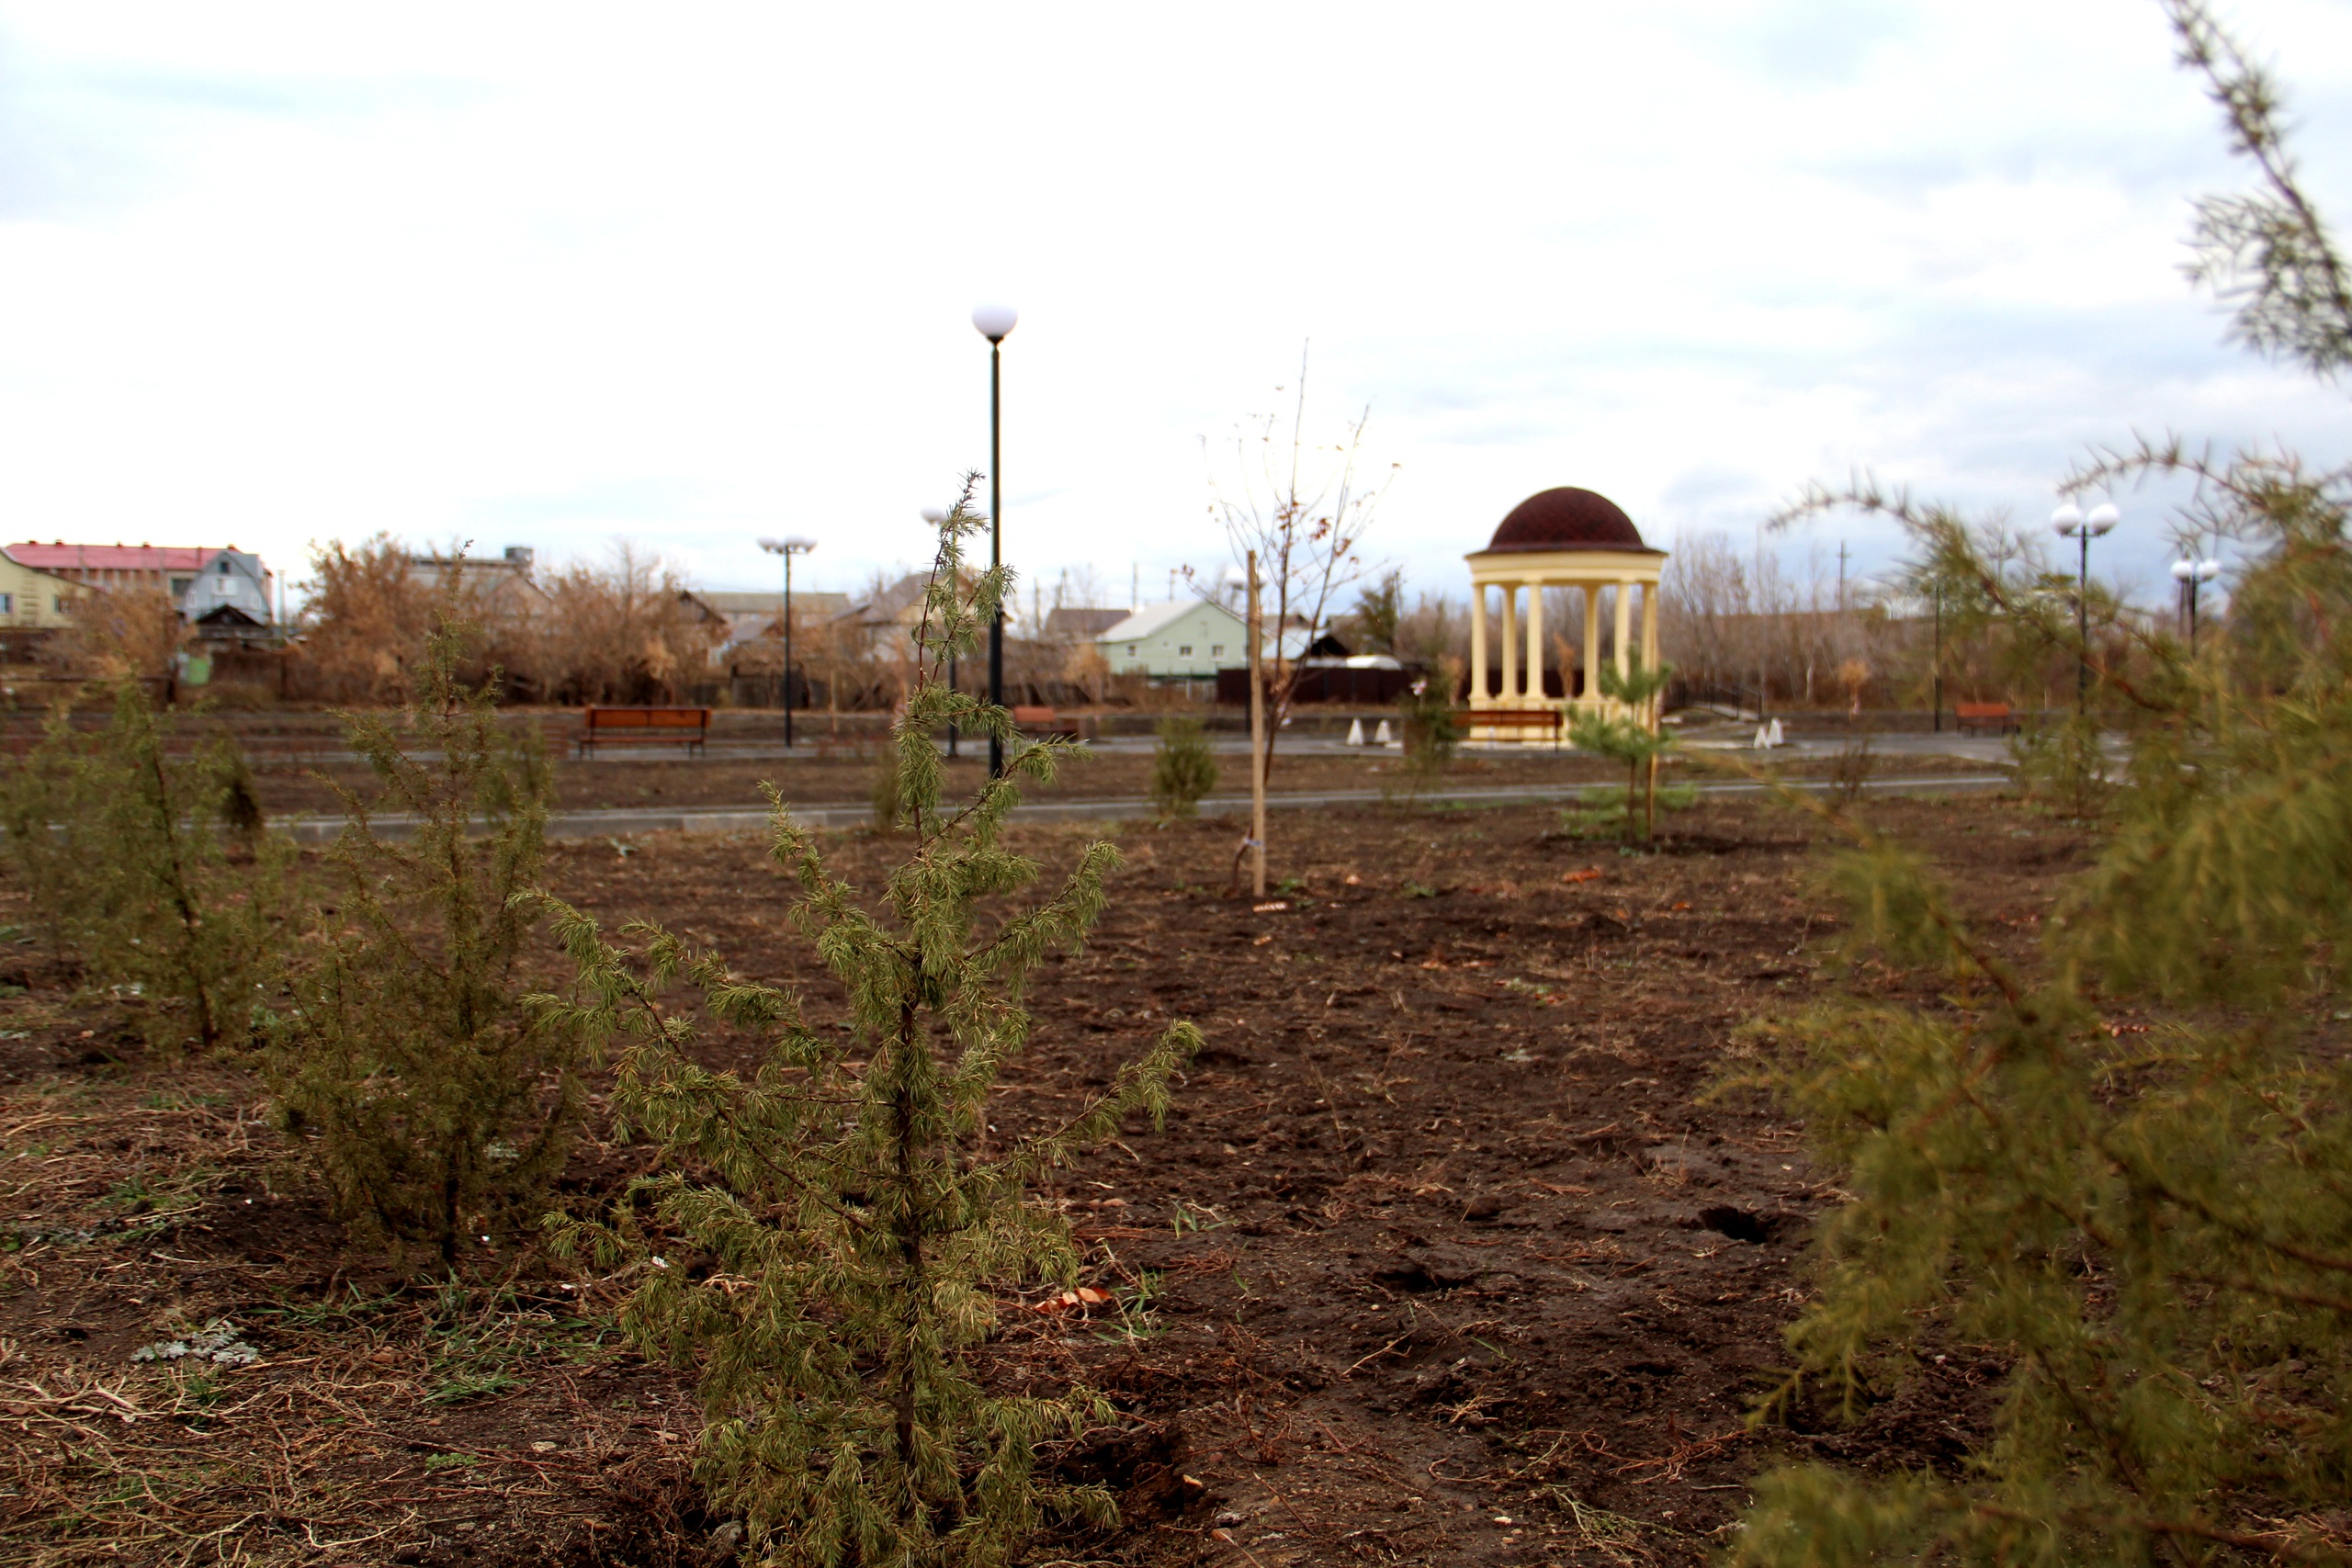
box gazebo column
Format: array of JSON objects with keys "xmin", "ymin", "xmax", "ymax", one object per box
[
  {"xmin": 1468, "ymin": 582, "xmax": 1487, "ymax": 706},
  {"xmin": 1523, "ymin": 579, "xmax": 1544, "ymax": 704},
  {"xmin": 1641, "ymin": 584, "xmax": 1660, "ymax": 722},
  {"xmin": 1613, "ymin": 578, "xmax": 1634, "ymax": 688},
  {"xmin": 1582, "ymin": 583, "xmax": 1601, "ymax": 704},
  {"xmin": 1499, "ymin": 584, "xmax": 1518, "ymax": 703}
]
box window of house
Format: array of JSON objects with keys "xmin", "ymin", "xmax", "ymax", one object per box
[
  {"xmin": 0, "ymin": 593, "xmax": 15, "ymax": 615},
  {"xmin": 1126, "ymin": 644, "xmax": 1137, "ymax": 656},
  {"xmin": 1178, "ymin": 644, "xmax": 1192, "ymax": 657},
  {"xmin": 52, "ymin": 597, "xmax": 66, "ymax": 615},
  {"xmin": 1210, "ymin": 644, "xmax": 1224, "ymax": 658},
  {"xmin": 169, "ymin": 578, "xmax": 191, "ymax": 597}
]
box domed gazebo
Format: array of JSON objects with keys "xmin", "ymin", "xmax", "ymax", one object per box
[{"xmin": 1464, "ymin": 487, "xmax": 1667, "ymax": 746}]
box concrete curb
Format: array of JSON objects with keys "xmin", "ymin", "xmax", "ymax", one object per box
[{"xmin": 268, "ymin": 771, "xmax": 2016, "ymax": 844}]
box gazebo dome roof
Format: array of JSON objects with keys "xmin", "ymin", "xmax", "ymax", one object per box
[{"xmin": 1486, "ymin": 487, "xmax": 1650, "ymax": 553}]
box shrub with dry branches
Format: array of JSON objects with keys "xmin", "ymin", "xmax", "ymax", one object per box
[{"xmin": 42, "ymin": 586, "xmax": 187, "ymax": 681}]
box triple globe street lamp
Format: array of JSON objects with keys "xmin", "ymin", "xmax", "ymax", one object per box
[
  {"xmin": 756, "ymin": 534, "xmax": 817, "ymax": 750},
  {"xmin": 2051, "ymin": 502, "xmax": 2120, "ymax": 712}
]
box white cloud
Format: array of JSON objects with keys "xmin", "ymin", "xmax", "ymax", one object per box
[{"xmin": 0, "ymin": 0, "xmax": 2346, "ymax": 611}]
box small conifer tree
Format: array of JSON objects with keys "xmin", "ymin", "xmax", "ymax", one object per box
[
  {"xmin": 1566, "ymin": 657, "xmax": 1674, "ymax": 841},
  {"xmin": 1396, "ymin": 671, "xmax": 1461, "ymax": 773},
  {"xmin": 1729, "ymin": 9, "xmax": 2352, "ymax": 1560},
  {"xmin": 0, "ymin": 707, "xmax": 87, "ymax": 964},
  {"xmin": 1148, "ymin": 715, "xmax": 1218, "ymax": 819},
  {"xmin": 264, "ymin": 614, "xmax": 575, "ymax": 1269},
  {"xmin": 0, "ymin": 681, "xmax": 287, "ymax": 1051},
  {"xmin": 1382, "ymin": 671, "xmax": 1462, "ymax": 809},
  {"xmin": 534, "ymin": 486, "xmax": 1199, "ymax": 1565}
]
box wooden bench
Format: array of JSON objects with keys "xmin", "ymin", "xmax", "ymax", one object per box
[
  {"xmin": 1012, "ymin": 705, "xmax": 1081, "ymax": 740},
  {"xmin": 576, "ymin": 705, "xmax": 711, "ymax": 758},
  {"xmin": 1955, "ymin": 702, "xmax": 2018, "ymax": 737},
  {"xmin": 1452, "ymin": 707, "xmax": 1561, "ymax": 739}
]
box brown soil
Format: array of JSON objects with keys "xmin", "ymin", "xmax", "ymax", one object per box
[{"xmin": 0, "ymin": 790, "xmax": 2073, "ymax": 1566}]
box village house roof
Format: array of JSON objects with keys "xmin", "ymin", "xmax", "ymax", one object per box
[
  {"xmin": 1043, "ymin": 605, "xmax": 1130, "ymax": 638},
  {"xmin": 8, "ymin": 542, "xmax": 228, "ymax": 572},
  {"xmin": 6, "ymin": 540, "xmax": 265, "ymax": 576},
  {"xmin": 1092, "ymin": 598, "xmax": 1244, "ymax": 645}
]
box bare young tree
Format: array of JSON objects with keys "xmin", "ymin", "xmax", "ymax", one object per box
[{"xmin": 1203, "ymin": 344, "xmax": 1395, "ymax": 788}]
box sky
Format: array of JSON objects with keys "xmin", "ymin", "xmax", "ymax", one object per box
[{"xmin": 1, "ymin": 2, "xmax": 2348, "ymax": 615}]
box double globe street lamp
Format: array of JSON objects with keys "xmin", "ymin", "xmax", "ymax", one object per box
[
  {"xmin": 972, "ymin": 303, "xmax": 1017, "ymax": 778},
  {"xmin": 2171, "ymin": 552, "xmax": 2222, "ymax": 649},
  {"xmin": 756, "ymin": 535, "xmax": 817, "ymax": 750},
  {"xmin": 2052, "ymin": 502, "xmax": 2120, "ymax": 712}
]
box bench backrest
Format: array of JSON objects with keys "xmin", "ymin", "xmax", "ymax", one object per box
[
  {"xmin": 1010, "ymin": 705, "xmax": 1058, "ymax": 727},
  {"xmin": 1954, "ymin": 702, "xmax": 2011, "ymax": 718},
  {"xmin": 1451, "ymin": 708, "xmax": 1559, "ymax": 728},
  {"xmin": 584, "ymin": 705, "xmax": 710, "ymax": 730}
]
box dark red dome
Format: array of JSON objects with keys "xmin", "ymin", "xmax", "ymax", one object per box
[{"xmin": 1486, "ymin": 487, "xmax": 1650, "ymax": 553}]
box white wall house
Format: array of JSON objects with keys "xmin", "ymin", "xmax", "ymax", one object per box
[
  {"xmin": 184, "ymin": 548, "xmax": 274, "ymax": 630},
  {"xmin": 1093, "ymin": 599, "xmax": 1250, "ymax": 683}
]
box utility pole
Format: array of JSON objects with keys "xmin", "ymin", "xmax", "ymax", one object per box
[
  {"xmin": 1838, "ymin": 541, "xmax": 1849, "ymax": 613},
  {"xmin": 1247, "ymin": 549, "xmax": 1267, "ymax": 900},
  {"xmin": 1931, "ymin": 582, "xmax": 1943, "ymax": 734}
]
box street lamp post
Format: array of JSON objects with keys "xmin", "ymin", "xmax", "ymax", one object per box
[
  {"xmin": 2051, "ymin": 502, "xmax": 2120, "ymax": 713},
  {"xmin": 2171, "ymin": 553, "xmax": 2222, "ymax": 650},
  {"xmin": 920, "ymin": 506, "xmax": 958, "ymax": 758},
  {"xmin": 757, "ymin": 536, "xmax": 817, "ymax": 750},
  {"xmin": 972, "ymin": 304, "xmax": 1017, "ymax": 778}
]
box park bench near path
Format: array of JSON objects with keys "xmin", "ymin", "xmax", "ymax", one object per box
[
  {"xmin": 1012, "ymin": 705, "xmax": 1082, "ymax": 740},
  {"xmin": 1955, "ymin": 702, "xmax": 2018, "ymax": 737},
  {"xmin": 1451, "ymin": 708, "xmax": 1563, "ymax": 742},
  {"xmin": 575, "ymin": 705, "xmax": 711, "ymax": 759}
]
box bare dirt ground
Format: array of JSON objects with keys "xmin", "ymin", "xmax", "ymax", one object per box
[{"xmin": 0, "ymin": 788, "xmax": 2077, "ymax": 1566}]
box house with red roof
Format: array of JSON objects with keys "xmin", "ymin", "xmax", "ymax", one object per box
[{"xmin": 3, "ymin": 542, "xmax": 276, "ymax": 638}]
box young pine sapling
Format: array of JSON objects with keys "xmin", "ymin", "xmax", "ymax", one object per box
[
  {"xmin": 1566, "ymin": 656, "xmax": 1676, "ymax": 842},
  {"xmin": 1148, "ymin": 716, "xmax": 1218, "ymax": 820},
  {"xmin": 536, "ymin": 491, "xmax": 1200, "ymax": 1565},
  {"xmin": 1729, "ymin": 11, "xmax": 2352, "ymax": 1559},
  {"xmin": 265, "ymin": 615, "xmax": 576, "ymax": 1270},
  {"xmin": 0, "ymin": 681, "xmax": 287, "ymax": 1051}
]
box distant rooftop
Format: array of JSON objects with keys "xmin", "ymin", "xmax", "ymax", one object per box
[
  {"xmin": 1044, "ymin": 605, "xmax": 1130, "ymax": 638},
  {"xmin": 7, "ymin": 542, "xmax": 243, "ymax": 572}
]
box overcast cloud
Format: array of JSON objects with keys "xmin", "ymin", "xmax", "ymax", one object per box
[{"xmin": 1, "ymin": 1, "xmax": 2347, "ymax": 611}]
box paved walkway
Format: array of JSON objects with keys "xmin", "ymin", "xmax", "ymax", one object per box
[{"xmin": 274, "ymin": 770, "xmax": 2014, "ymax": 843}]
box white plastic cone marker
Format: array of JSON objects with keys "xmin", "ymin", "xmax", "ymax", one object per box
[
  {"xmin": 1755, "ymin": 724, "xmax": 1770, "ymax": 750},
  {"xmin": 1769, "ymin": 718, "xmax": 1785, "ymax": 747},
  {"xmin": 1374, "ymin": 719, "xmax": 1394, "ymax": 747},
  {"xmin": 1347, "ymin": 719, "xmax": 1365, "ymax": 746}
]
